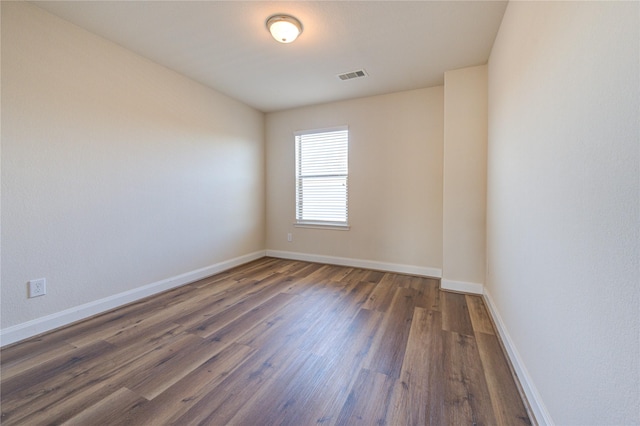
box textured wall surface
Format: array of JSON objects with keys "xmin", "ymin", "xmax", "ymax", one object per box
[
  {"xmin": 1, "ymin": 2, "xmax": 265, "ymax": 329},
  {"xmin": 487, "ymin": 2, "xmax": 639, "ymax": 424},
  {"xmin": 266, "ymin": 88, "xmax": 443, "ymax": 270},
  {"xmin": 442, "ymin": 65, "xmax": 487, "ymax": 288}
]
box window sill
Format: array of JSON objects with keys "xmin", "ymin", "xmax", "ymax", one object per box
[{"xmin": 294, "ymin": 222, "xmax": 350, "ymax": 231}]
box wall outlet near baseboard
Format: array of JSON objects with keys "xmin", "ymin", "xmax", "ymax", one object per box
[
  {"xmin": 287, "ymin": 233, "xmax": 293, "ymax": 242},
  {"xmin": 28, "ymin": 278, "xmax": 47, "ymax": 298}
]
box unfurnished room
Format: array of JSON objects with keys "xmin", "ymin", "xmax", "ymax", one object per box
[{"xmin": 1, "ymin": 1, "xmax": 638, "ymax": 425}]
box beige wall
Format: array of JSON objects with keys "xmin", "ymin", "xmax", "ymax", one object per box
[
  {"xmin": 1, "ymin": 3, "xmax": 265, "ymax": 331},
  {"xmin": 266, "ymin": 88, "xmax": 444, "ymax": 273},
  {"xmin": 487, "ymin": 1, "xmax": 639, "ymax": 424},
  {"xmin": 442, "ymin": 65, "xmax": 487, "ymax": 291}
]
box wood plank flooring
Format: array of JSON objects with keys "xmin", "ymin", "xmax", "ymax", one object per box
[{"xmin": 0, "ymin": 257, "xmax": 531, "ymax": 425}]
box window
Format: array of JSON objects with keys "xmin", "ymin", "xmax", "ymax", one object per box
[{"xmin": 295, "ymin": 127, "xmax": 349, "ymax": 228}]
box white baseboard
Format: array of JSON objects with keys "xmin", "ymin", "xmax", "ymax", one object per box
[
  {"xmin": 441, "ymin": 278, "xmax": 483, "ymax": 295},
  {"xmin": 0, "ymin": 250, "xmax": 266, "ymax": 347},
  {"xmin": 265, "ymin": 249, "xmax": 442, "ymax": 278},
  {"xmin": 482, "ymin": 288, "xmax": 553, "ymax": 426}
]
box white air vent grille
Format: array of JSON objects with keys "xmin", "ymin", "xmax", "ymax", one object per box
[{"xmin": 337, "ymin": 69, "xmax": 368, "ymax": 81}]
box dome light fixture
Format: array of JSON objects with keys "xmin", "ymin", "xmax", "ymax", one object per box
[{"xmin": 266, "ymin": 14, "xmax": 303, "ymax": 43}]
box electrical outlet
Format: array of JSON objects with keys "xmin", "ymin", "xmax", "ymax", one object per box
[
  {"xmin": 28, "ymin": 278, "xmax": 46, "ymax": 298},
  {"xmin": 287, "ymin": 233, "xmax": 292, "ymax": 242}
]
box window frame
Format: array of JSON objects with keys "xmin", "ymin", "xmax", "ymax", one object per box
[{"xmin": 294, "ymin": 126, "xmax": 350, "ymax": 230}]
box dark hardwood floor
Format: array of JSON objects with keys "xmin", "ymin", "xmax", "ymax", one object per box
[{"xmin": 0, "ymin": 257, "xmax": 531, "ymax": 425}]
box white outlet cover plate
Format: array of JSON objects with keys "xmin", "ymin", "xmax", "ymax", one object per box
[{"xmin": 28, "ymin": 278, "xmax": 47, "ymax": 298}]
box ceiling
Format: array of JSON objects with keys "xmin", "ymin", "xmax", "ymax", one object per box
[{"xmin": 32, "ymin": 1, "xmax": 508, "ymax": 113}]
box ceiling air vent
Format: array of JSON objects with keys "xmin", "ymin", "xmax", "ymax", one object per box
[{"xmin": 337, "ymin": 69, "xmax": 368, "ymax": 81}]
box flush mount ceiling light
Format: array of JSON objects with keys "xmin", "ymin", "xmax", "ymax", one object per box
[{"xmin": 266, "ymin": 14, "xmax": 303, "ymax": 43}]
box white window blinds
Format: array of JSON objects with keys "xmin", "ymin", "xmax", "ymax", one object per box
[{"xmin": 295, "ymin": 127, "xmax": 349, "ymax": 227}]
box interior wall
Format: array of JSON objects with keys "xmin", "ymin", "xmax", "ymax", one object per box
[
  {"xmin": 1, "ymin": 2, "xmax": 265, "ymax": 330},
  {"xmin": 486, "ymin": 1, "xmax": 639, "ymax": 424},
  {"xmin": 442, "ymin": 65, "xmax": 487, "ymax": 292},
  {"xmin": 265, "ymin": 88, "xmax": 443, "ymax": 272}
]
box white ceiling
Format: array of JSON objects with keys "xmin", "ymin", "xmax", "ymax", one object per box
[{"xmin": 32, "ymin": 1, "xmax": 508, "ymax": 113}]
